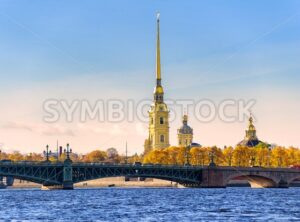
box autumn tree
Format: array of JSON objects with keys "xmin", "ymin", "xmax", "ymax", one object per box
[
  {"xmin": 24, "ymin": 153, "xmax": 43, "ymax": 161},
  {"xmin": 255, "ymin": 146, "xmax": 270, "ymax": 167},
  {"xmin": 8, "ymin": 151, "xmax": 24, "ymax": 162},
  {"xmin": 232, "ymin": 146, "xmax": 251, "ymax": 167},
  {"xmin": 84, "ymin": 150, "xmax": 107, "ymax": 162},
  {"xmin": 271, "ymin": 146, "xmax": 288, "ymax": 167},
  {"xmin": 286, "ymin": 147, "xmax": 300, "ymax": 166},
  {"xmin": 0, "ymin": 150, "xmax": 8, "ymax": 160},
  {"xmin": 143, "ymin": 149, "xmax": 169, "ymax": 164},
  {"xmin": 127, "ymin": 153, "xmax": 142, "ymax": 163},
  {"xmin": 208, "ymin": 146, "xmax": 224, "ymax": 166},
  {"xmin": 167, "ymin": 146, "xmax": 186, "ymax": 165},
  {"xmin": 222, "ymin": 146, "xmax": 234, "ymax": 166},
  {"xmin": 106, "ymin": 147, "xmax": 120, "ymax": 163},
  {"xmin": 190, "ymin": 147, "xmax": 209, "ymax": 166}
]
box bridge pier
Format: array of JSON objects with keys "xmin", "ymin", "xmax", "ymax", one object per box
[
  {"xmin": 41, "ymin": 158, "xmax": 74, "ymax": 190},
  {"xmin": 62, "ymin": 158, "xmax": 74, "ymax": 190},
  {"xmin": 62, "ymin": 181, "xmax": 74, "ymax": 190},
  {"xmin": 277, "ymin": 179, "xmax": 289, "ymax": 188},
  {"xmin": 200, "ymin": 167, "xmax": 226, "ymax": 188}
]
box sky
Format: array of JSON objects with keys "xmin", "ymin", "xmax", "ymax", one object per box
[{"xmin": 0, "ymin": 0, "xmax": 299, "ymax": 154}]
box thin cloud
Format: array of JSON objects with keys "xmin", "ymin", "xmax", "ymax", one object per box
[
  {"xmin": 77, "ymin": 123, "xmax": 126, "ymax": 136},
  {"xmin": 0, "ymin": 121, "xmax": 75, "ymax": 137},
  {"xmin": 39, "ymin": 126, "xmax": 75, "ymax": 137},
  {"xmin": 1, "ymin": 122, "xmax": 34, "ymax": 132}
]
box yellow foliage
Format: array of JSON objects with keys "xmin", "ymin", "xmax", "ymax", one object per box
[
  {"xmin": 232, "ymin": 146, "xmax": 251, "ymax": 166},
  {"xmin": 222, "ymin": 146, "xmax": 234, "ymax": 166},
  {"xmin": 84, "ymin": 150, "xmax": 107, "ymax": 162},
  {"xmin": 8, "ymin": 152, "xmax": 24, "ymax": 162},
  {"xmin": 190, "ymin": 147, "xmax": 209, "ymax": 166},
  {"xmin": 271, "ymin": 146, "xmax": 288, "ymax": 167}
]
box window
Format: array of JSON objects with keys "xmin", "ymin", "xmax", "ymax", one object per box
[
  {"xmin": 160, "ymin": 117, "xmax": 164, "ymax": 124},
  {"xmin": 160, "ymin": 135, "xmax": 165, "ymax": 142}
]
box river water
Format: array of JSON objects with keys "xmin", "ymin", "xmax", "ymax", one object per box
[{"xmin": 0, "ymin": 188, "xmax": 299, "ymax": 221}]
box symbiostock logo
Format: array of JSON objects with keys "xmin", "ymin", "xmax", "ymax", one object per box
[{"xmin": 43, "ymin": 98, "xmax": 256, "ymax": 123}]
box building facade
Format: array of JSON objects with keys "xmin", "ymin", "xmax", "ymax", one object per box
[{"xmin": 177, "ymin": 115, "xmax": 193, "ymax": 147}]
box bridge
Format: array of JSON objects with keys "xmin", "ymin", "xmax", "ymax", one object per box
[{"xmin": 1, "ymin": 158, "xmax": 300, "ymax": 189}]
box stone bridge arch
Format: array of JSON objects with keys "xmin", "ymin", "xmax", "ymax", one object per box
[
  {"xmin": 224, "ymin": 172, "xmax": 279, "ymax": 188},
  {"xmin": 286, "ymin": 175, "xmax": 300, "ymax": 186}
]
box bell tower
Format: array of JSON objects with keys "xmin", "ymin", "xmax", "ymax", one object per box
[{"xmin": 144, "ymin": 13, "xmax": 170, "ymax": 154}]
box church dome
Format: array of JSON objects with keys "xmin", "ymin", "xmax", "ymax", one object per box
[
  {"xmin": 178, "ymin": 124, "xmax": 193, "ymax": 134},
  {"xmin": 154, "ymin": 85, "xmax": 164, "ymax": 94},
  {"xmin": 178, "ymin": 115, "xmax": 193, "ymax": 134},
  {"xmin": 237, "ymin": 113, "xmax": 263, "ymax": 147}
]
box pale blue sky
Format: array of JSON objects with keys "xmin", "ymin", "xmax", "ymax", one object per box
[{"xmin": 0, "ymin": 0, "xmax": 299, "ymax": 153}]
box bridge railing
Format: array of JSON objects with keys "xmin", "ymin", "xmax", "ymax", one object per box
[
  {"xmin": 0, "ymin": 161, "xmax": 199, "ymax": 168},
  {"xmin": 0, "ymin": 160, "xmax": 64, "ymax": 166},
  {"xmin": 71, "ymin": 162, "xmax": 205, "ymax": 169}
]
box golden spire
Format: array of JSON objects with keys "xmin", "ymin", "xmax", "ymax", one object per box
[
  {"xmin": 183, "ymin": 114, "xmax": 188, "ymax": 124},
  {"xmin": 156, "ymin": 12, "xmax": 161, "ymax": 81},
  {"xmin": 153, "ymin": 12, "xmax": 164, "ymax": 100},
  {"xmin": 183, "ymin": 108, "xmax": 188, "ymax": 123},
  {"xmin": 248, "ymin": 112, "xmax": 256, "ymax": 131}
]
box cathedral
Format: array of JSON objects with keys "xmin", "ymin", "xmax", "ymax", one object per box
[
  {"xmin": 144, "ymin": 14, "xmax": 200, "ymax": 154},
  {"xmin": 143, "ymin": 14, "xmax": 262, "ymax": 153},
  {"xmin": 237, "ymin": 114, "xmax": 262, "ymax": 147}
]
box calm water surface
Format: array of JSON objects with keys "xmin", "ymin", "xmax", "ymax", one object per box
[{"xmin": 0, "ymin": 188, "xmax": 300, "ymax": 221}]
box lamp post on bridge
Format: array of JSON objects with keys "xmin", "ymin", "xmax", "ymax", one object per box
[
  {"xmin": 267, "ymin": 147, "xmax": 271, "ymax": 167},
  {"xmin": 184, "ymin": 144, "xmax": 191, "ymax": 166},
  {"xmin": 209, "ymin": 151, "xmax": 216, "ymax": 167},
  {"xmin": 64, "ymin": 143, "xmax": 72, "ymax": 162},
  {"xmin": 62, "ymin": 143, "xmax": 73, "ymax": 189},
  {"xmin": 196, "ymin": 152, "xmax": 199, "ymax": 166},
  {"xmin": 43, "ymin": 145, "xmax": 52, "ymax": 162},
  {"xmin": 249, "ymin": 156, "xmax": 256, "ymax": 167},
  {"xmin": 125, "ymin": 141, "xmax": 128, "ymax": 164}
]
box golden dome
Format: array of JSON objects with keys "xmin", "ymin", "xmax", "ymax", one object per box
[{"xmin": 154, "ymin": 85, "xmax": 164, "ymax": 94}]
